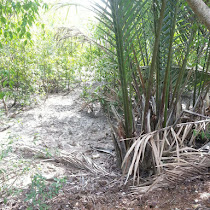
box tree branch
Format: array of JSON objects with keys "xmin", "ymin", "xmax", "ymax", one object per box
[{"xmin": 186, "ymin": 0, "xmax": 210, "ymax": 31}]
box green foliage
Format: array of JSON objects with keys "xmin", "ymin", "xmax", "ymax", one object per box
[
  {"xmin": 93, "ymin": 0, "xmax": 209, "ymax": 130},
  {"xmin": 25, "ymin": 174, "xmax": 66, "ymax": 210},
  {"xmin": 193, "ymin": 125, "xmax": 210, "ymax": 141},
  {"xmin": 84, "ymin": 0, "xmax": 210, "ymax": 170},
  {"xmin": 0, "ymin": 136, "xmax": 31, "ymax": 204},
  {"xmin": 0, "ymin": 2, "xmax": 85, "ymax": 109},
  {"xmin": 0, "ymin": 0, "xmax": 42, "ymax": 45},
  {"xmin": 0, "ymin": 134, "xmax": 14, "ymax": 161},
  {"xmin": 0, "ymin": 0, "xmax": 42, "ymax": 107},
  {"xmin": 0, "ymin": 146, "xmax": 12, "ymax": 161}
]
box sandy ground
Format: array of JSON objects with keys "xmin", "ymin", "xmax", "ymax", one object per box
[
  {"xmin": 0, "ymin": 84, "xmax": 118, "ymax": 208},
  {"xmin": 0, "ymin": 85, "xmax": 209, "ymax": 209}
]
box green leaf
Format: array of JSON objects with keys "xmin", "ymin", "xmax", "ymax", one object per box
[
  {"xmin": 3, "ymin": 80, "xmax": 7, "ymax": 87},
  {"xmin": 26, "ymin": 32, "xmax": 31, "ymax": 39},
  {"xmin": 24, "ymin": 40, "xmax": 28, "ymax": 45},
  {"xmin": 23, "ymin": 3, "xmax": 30, "ymax": 11},
  {"xmin": 1, "ymin": 16, "xmax": 6, "ymax": 24},
  {"xmin": 9, "ymin": 31, "xmax": 13, "ymax": 39},
  {"xmin": 43, "ymin": 3, "xmax": 48, "ymax": 10},
  {"xmin": 0, "ymin": 92, "xmax": 5, "ymax": 99},
  {"xmin": 4, "ymin": 31, "xmax": 7, "ymax": 38}
]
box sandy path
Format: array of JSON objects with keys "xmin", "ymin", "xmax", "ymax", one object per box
[{"xmin": 0, "ymin": 85, "xmax": 116, "ymax": 195}]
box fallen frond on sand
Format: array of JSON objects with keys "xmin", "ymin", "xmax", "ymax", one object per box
[
  {"xmin": 15, "ymin": 145, "xmax": 108, "ymax": 175},
  {"xmin": 131, "ymin": 152, "xmax": 210, "ymax": 194}
]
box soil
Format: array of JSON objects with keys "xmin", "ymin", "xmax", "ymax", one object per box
[
  {"xmin": 49, "ymin": 176, "xmax": 210, "ymax": 210},
  {"xmin": 0, "ymin": 84, "xmax": 209, "ymax": 210}
]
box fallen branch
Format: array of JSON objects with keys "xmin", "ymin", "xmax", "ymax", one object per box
[
  {"xmin": 16, "ymin": 145, "xmax": 108, "ymax": 175},
  {"xmin": 0, "ymin": 125, "xmax": 10, "ymax": 132}
]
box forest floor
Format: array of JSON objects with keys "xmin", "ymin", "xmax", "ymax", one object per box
[{"xmin": 0, "ymin": 83, "xmax": 209, "ymax": 210}]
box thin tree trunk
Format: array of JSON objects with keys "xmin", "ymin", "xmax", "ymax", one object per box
[
  {"xmin": 186, "ymin": 0, "xmax": 210, "ymax": 31},
  {"xmin": 2, "ymin": 97, "xmax": 8, "ymax": 116}
]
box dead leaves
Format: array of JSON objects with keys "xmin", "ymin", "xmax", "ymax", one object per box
[{"xmin": 122, "ymin": 119, "xmax": 210, "ymax": 185}]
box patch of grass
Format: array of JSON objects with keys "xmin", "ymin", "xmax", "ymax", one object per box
[
  {"xmin": 25, "ymin": 174, "xmax": 66, "ymax": 210},
  {"xmin": 193, "ymin": 125, "xmax": 210, "ymax": 141},
  {"xmin": 0, "ymin": 133, "xmax": 20, "ymax": 161},
  {"xmin": 0, "ymin": 146, "xmax": 12, "ymax": 161}
]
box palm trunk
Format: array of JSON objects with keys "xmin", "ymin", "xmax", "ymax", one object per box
[
  {"xmin": 162, "ymin": 0, "xmax": 179, "ymax": 127},
  {"xmin": 110, "ymin": 1, "xmax": 133, "ymax": 141},
  {"xmin": 143, "ymin": 0, "xmax": 166, "ymax": 133}
]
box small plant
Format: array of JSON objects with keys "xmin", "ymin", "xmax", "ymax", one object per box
[
  {"xmin": 0, "ymin": 146, "xmax": 12, "ymax": 161},
  {"xmin": 0, "ymin": 186, "xmax": 22, "ymax": 205},
  {"xmin": 193, "ymin": 126, "xmax": 210, "ymax": 142},
  {"xmin": 0, "ymin": 159, "xmax": 31, "ymax": 205},
  {"xmin": 0, "ymin": 136, "xmax": 14, "ymax": 161},
  {"xmin": 33, "ymin": 133, "xmax": 41, "ymax": 145},
  {"xmin": 81, "ymin": 85, "xmax": 89, "ymax": 98},
  {"xmin": 198, "ymin": 130, "xmax": 210, "ymax": 141},
  {"xmin": 25, "ymin": 174, "xmax": 66, "ymax": 210}
]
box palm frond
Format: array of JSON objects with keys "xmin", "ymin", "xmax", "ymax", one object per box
[
  {"xmin": 131, "ymin": 153, "xmax": 210, "ymax": 194},
  {"xmin": 122, "ymin": 119, "xmax": 210, "ymax": 184}
]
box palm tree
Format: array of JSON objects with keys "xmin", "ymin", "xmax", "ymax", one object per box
[
  {"xmin": 93, "ymin": 0, "xmax": 209, "ymax": 175},
  {"xmin": 58, "ymin": 0, "xmax": 210, "ymax": 180}
]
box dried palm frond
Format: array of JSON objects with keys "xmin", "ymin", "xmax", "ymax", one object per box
[
  {"xmin": 55, "ymin": 26, "xmax": 89, "ymax": 43},
  {"xmin": 15, "ymin": 145, "xmax": 108, "ymax": 175},
  {"xmin": 55, "ymin": 26, "xmax": 111, "ymax": 54},
  {"xmin": 122, "ymin": 119, "xmax": 210, "ymax": 184},
  {"xmin": 131, "ymin": 153, "xmax": 210, "ymax": 195}
]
